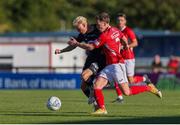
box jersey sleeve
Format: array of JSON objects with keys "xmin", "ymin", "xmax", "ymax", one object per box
[
  {"xmin": 92, "ymin": 34, "xmax": 106, "ymax": 48},
  {"xmin": 74, "ymin": 34, "xmax": 83, "ymax": 43},
  {"xmin": 127, "ymin": 28, "xmax": 136, "ymax": 41}
]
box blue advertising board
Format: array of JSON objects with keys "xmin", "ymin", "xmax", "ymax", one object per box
[{"xmin": 0, "ymin": 73, "xmax": 81, "ymax": 89}]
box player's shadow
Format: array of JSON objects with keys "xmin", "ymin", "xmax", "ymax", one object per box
[
  {"xmin": 0, "ymin": 111, "xmax": 89, "ymax": 117},
  {"xmin": 0, "ymin": 112, "xmax": 180, "ymax": 123},
  {"xmin": 46, "ymin": 116, "xmax": 180, "ymax": 124}
]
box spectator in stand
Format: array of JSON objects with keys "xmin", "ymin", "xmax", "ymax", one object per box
[
  {"xmin": 167, "ymin": 56, "xmax": 180, "ymax": 74},
  {"xmin": 151, "ymin": 54, "xmax": 163, "ymax": 73}
]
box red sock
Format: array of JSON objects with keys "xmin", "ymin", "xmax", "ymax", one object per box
[
  {"xmin": 114, "ymin": 82, "xmax": 123, "ymax": 96},
  {"xmin": 94, "ymin": 89, "xmax": 105, "ymax": 109},
  {"xmin": 133, "ymin": 76, "xmax": 144, "ymax": 83},
  {"xmin": 130, "ymin": 85, "xmax": 151, "ymax": 95}
]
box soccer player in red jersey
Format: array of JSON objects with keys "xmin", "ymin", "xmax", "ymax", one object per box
[
  {"xmin": 112, "ymin": 13, "xmax": 153, "ymax": 103},
  {"xmin": 167, "ymin": 56, "xmax": 180, "ymax": 74},
  {"xmin": 68, "ymin": 12, "xmax": 162, "ymax": 115}
]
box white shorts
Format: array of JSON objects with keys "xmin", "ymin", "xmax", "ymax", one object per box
[
  {"xmin": 125, "ymin": 59, "xmax": 135, "ymax": 77},
  {"xmin": 98, "ymin": 63, "xmax": 128, "ymax": 84}
]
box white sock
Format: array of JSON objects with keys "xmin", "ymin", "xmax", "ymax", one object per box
[
  {"xmin": 93, "ymin": 101, "xmax": 97, "ymax": 105},
  {"xmin": 118, "ymin": 96, "xmax": 123, "ymax": 100},
  {"xmin": 143, "ymin": 77, "xmax": 146, "ymax": 82}
]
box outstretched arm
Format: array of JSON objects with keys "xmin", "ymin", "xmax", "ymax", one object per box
[
  {"xmin": 68, "ymin": 37, "xmax": 95, "ymax": 51},
  {"xmin": 55, "ymin": 45, "xmax": 77, "ymax": 54},
  {"xmin": 76, "ymin": 42, "xmax": 95, "ymax": 50}
]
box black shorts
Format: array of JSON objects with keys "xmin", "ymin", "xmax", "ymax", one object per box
[{"xmin": 83, "ymin": 54, "xmax": 106, "ymax": 73}]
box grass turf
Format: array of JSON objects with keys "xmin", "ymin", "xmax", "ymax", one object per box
[{"xmin": 0, "ymin": 89, "xmax": 180, "ymax": 123}]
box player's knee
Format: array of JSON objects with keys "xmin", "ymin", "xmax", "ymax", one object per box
[
  {"xmin": 82, "ymin": 74, "xmax": 89, "ymax": 82},
  {"xmin": 81, "ymin": 69, "xmax": 93, "ymax": 81},
  {"xmin": 93, "ymin": 82, "xmax": 98, "ymax": 89},
  {"xmin": 93, "ymin": 81, "xmax": 101, "ymax": 89},
  {"xmin": 81, "ymin": 72, "xmax": 86, "ymax": 81},
  {"xmin": 93, "ymin": 78, "xmax": 107, "ymax": 90},
  {"xmin": 123, "ymin": 90, "xmax": 131, "ymax": 96},
  {"xmin": 128, "ymin": 77, "xmax": 134, "ymax": 84},
  {"xmin": 81, "ymin": 70, "xmax": 88, "ymax": 81},
  {"xmin": 129, "ymin": 80, "xmax": 134, "ymax": 84}
]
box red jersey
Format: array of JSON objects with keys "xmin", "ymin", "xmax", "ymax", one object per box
[
  {"xmin": 93, "ymin": 26, "xmax": 124, "ymax": 65},
  {"xmin": 120, "ymin": 26, "xmax": 136, "ymax": 59},
  {"xmin": 168, "ymin": 58, "xmax": 179, "ymax": 74}
]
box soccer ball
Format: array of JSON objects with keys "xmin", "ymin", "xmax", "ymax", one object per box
[{"xmin": 47, "ymin": 96, "xmax": 61, "ymax": 111}]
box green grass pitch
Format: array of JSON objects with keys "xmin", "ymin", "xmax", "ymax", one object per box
[{"xmin": 0, "ymin": 89, "xmax": 180, "ymax": 123}]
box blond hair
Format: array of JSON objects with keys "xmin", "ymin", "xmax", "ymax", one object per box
[{"xmin": 73, "ymin": 16, "xmax": 87, "ymax": 27}]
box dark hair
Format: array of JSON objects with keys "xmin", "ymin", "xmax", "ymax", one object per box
[
  {"xmin": 117, "ymin": 13, "xmax": 126, "ymax": 19},
  {"xmin": 96, "ymin": 12, "xmax": 110, "ymax": 23}
]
